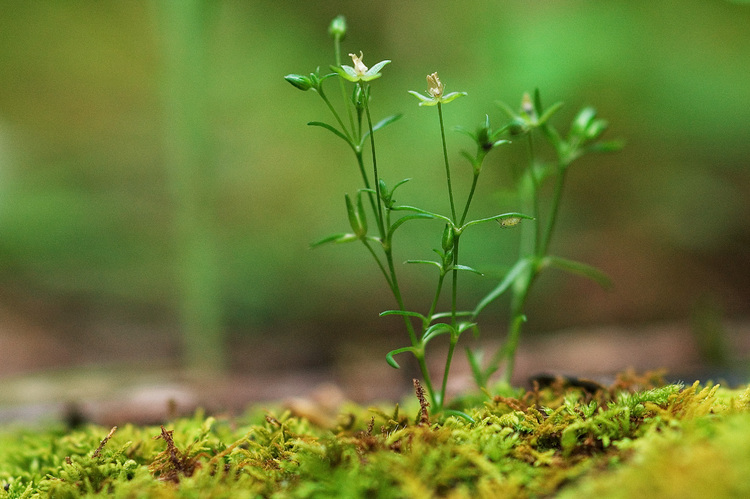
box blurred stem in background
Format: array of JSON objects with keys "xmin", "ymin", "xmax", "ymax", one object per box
[{"xmin": 154, "ymin": 0, "xmax": 225, "ymax": 374}]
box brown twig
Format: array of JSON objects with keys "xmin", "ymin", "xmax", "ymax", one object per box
[{"xmin": 92, "ymin": 426, "xmax": 118, "ymax": 459}]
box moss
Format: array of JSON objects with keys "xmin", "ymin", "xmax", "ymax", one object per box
[{"xmin": 1, "ymin": 377, "xmax": 749, "ymax": 498}]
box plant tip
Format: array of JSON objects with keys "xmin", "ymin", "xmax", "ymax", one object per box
[{"xmin": 329, "ymin": 15, "xmax": 346, "ymax": 40}]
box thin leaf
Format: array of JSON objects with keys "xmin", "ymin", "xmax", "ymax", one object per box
[
  {"xmin": 366, "ymin": 113, "xmax": 403, "ymax": 135},
  {"xmin": 533, "ymin": 88, "xmax": 544, "ymax": 117},
  {"xmin": 422, "ymin": 323, "xmax": 455, "ymax": 344},
  {"xmin": 460, "ymin": 150, "xmax": 476, "ymax": 165},
  {"xmin": 388, "ymin": 214, "xmax": 434, "ymax": 239},
  {"xmin": 472, "ymin": 258, "xmax": 533, "ymax": 318},
  {"xmin": 390, "ymin": 178, "xmax": 412, "ymax": 193},
  {"xmin": 587, "ymin": 139, "xmax": 625, "ymax": 153},
  {"xmin": 361, "ymin": 114, "xmax": 404, "ymax": 148},
  {"xmin": 455, "ymin": 321, "xmax": 478, "ymax": 335},
  {"xmin": 386, "ymin": 346, "xmax": 415, "ymax": 369},
  {"xmin": 453, "ymin": 125, "xmax": 476, "ymax": 140},
  {"xmin": 307, "ymin": 121, "xmax": 351, "ymax": 144},
  {"xmin": 538, "ymin": 100, "xmax": 564, "ymax": 126},
  {"xmin": 392, "ymin": 205, "xmax": 453, "ymax": 224},
  {"xmin": 406, "ymin": 259, "xmax": 443, "ymax": 270},
  {"xmin": 496, "ymin": 100, "xmax": 518, "ymax": 119},
  {"xmin": 310, "ymin": 233, "xmax": 357, "ymax": 248},
  {"xmin": 432, "ymin": 310, "xmax": 473, "ymax": 320},
  {"xmin": 453, "ymin": 264, "xmax": 484, "ymax": 276},
  {"xmin": 540, "ymin": 120, "xmax": 563, "ymax": 151},
  {"xmin": 466, "ymin": 347, "xmax": 487, "ymax": 388},
  {"xmin": 380, "ymin": 309, "xmax": 428, "ymax": 323},
  {"xmin": 543, "ymin": 256, "xmax": 613, "ymax": 289},
  {"xmin": 442, "ymin": 409, "xmax": 476, "ymax": 423}
]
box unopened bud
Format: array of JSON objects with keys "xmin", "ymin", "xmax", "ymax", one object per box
[
  {"xmin": 284, "ymin": 74, "xmax": 313, "ymax": 91},
  {"xmin": 571, "ymin": 107, "xmax": 597, "ymax": 137},
  {"xmin": 328, "ymin": 15, "xmax": 347, "ymax": 40},
  {"xmin": 441, "ymin": 224, "xmax": 454, "ymax": 252},
  {"xmin": 585, "ymin": 119, "xmax": 608, "ymax": 140}
]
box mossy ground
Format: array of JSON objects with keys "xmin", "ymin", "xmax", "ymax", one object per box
[{"xmin": 1, "ymin": 372, "xmax": 749, "ymax": 498}]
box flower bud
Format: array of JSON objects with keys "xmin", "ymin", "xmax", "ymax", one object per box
[
  {"xmin": 585, "ymin": 119, "xmax": 608, "ymax": 140},
  {"xmin": 441, "ymin": 224, "xmax": 454, "ymax": 252},
  {"xmin": 442, "ymin": 248, "xmax": 455, "ymax": 268},
  {"xmin": 284, "ymin": 74, "xmax": 313, "ymax": 91},
  {"xmin": 571, "ymin": 107, "xmax": 597, "ymax": 137},
  {"xmin": 328, "ymin": 15, "xmax": 346, "ymax": 40}
]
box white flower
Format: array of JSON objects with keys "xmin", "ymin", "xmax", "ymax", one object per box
[
  {"xmin": 409, "ymin": 72, "xmax": 467, "ymax": 107},
  {"xmin": 333, "ymin": 51, "xmax": 391, "ymax": 82}
]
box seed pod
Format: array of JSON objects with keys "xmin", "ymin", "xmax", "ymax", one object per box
[{"xmin": 441, "ymin": 224, "xmax": 454, "ymax": 252}]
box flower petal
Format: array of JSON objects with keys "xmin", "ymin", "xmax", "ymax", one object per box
[
  {"xmin": 365, "ymin": 59, "xmax": 391, "ymax": 77},
  {"xmin": 440, "ymin": 91, "xmax": 468, "ymax": 104},
  {"xmin": 332, "ymin": 64, "xmax": 360, "ymax": 82},
  {"xmin": 408, "ymin": 90, "xmax": 435, "ymax": 104}
]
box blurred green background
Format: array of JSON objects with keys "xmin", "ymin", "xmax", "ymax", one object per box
[{"xmin": 0, "ymin": 1, "xmax": 748, "ymax": 377}]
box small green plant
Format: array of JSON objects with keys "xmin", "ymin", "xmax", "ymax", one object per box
[
  {"xmin": 467, "ymin": 91, "xmax": 623, "ymax": 389},
  {"xmin": 285, "ymin": 16, "xmax": 621, "ymax": 413}
]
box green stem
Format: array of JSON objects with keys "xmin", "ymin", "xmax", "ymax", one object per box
[
  {"xmin": 384, "ymin": 249, "xmax": 417, "ymax": 345},
  {"xmin": 501, "ymin": 287, "xmax": 531, "ymax": 385},
  {"xmin": 416, "ymin": 354, "xmax": 439, "ymax": 409},
  {"xmin": 437, "ymin": 102, "xmax": 457, "ymax": 222},
  {"xmin": 527, "ymin": 133, "xmax": 542, "ymax": 256},
  {"xmin": 334, "ymin": 36, "xmax": 356, "ymax": 138},
  {"xmin": 384, "ymin": 243, "xmax": 436, "ymax": 408},
  {"xmin": 362, "ymin": 239, "xmax": 392, "ymax": 290},
  {"xmin": 451, "ymin": 239, "xmax": 460, "ymax": 326},
  {"xmin": 355, "ymin": 151, "xmax": 380, "ymax": 233},
  {"xmin": 439, "ymin": 336, "xmax": 456, "ymax": 409},
  {"xmin": 360, "ymin": 82, "xmax": 386, "ymax": 238},
  {"xmin": 540, "ymin": 165, "xmax": 567, "ymax": 256},
  {"xmin": 318, "ymin": 89, "xmax": 352, "ymax": 143},
  {"xmin": 459, "ymin": 172, "xmax": 480, "ymax": 226},
  {"xmin": 439, "ymin": 237, "xmax": 460, "ymax": 408},
  {"xmin": 427, "ymin": 273, "xmax": 447, "ymax": 322}
]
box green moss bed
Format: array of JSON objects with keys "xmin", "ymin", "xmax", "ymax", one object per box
[{"xmin": 2, "ymin": 372, "xmax": 750, "ymax": 498}]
